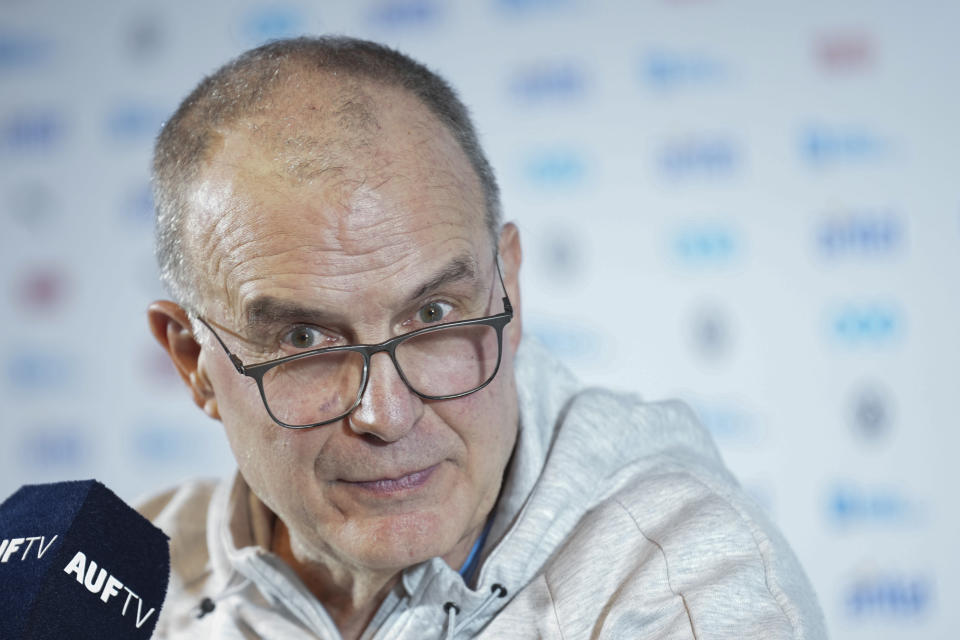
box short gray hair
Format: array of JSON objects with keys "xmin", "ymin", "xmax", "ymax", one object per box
[{"xmin": 152, "ymin": 36, "xmax": 502, "ymax": 310}]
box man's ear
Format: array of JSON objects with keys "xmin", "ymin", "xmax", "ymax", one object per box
[
  {"xmin": 498, "ymin": 222, "xmax": 523, "ymax": 351},
  {"xmin": 147, "ymin": 300, "xmax": 220, "ymax": 420}
]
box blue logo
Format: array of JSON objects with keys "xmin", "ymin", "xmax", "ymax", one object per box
[
  {"xmin": 524, "ymin": 149, "xmax": 586, "ymax": 187},
  {"xmin": 131, "ymin": 424, "xmax": 196, "ymax": 463},
  {"xmin": 817, "ymin": 211, "xmax": 902, "ymax": 257},
  {"xmin": 672, "ymin": 224, "xmax": 740, "ymax": 265},
  {"xmin": 241, "ymin": 6, "xmax": 305, "ymax": 44},
  {"xmin": 0, "ymin": 111, "xmax": 66, "ymax": 153},
  {"xmin": 105, "ymin": 103, "xmax": 167, "ymax": 141},
  {"xmin": 19, "ymin": 426, "xmax": 87, "ymax": 468},
  {"xmin": 509, "ymin": 63, "xmax": 586, "ymax": 103},
  {"xmin": 830, "ymin": 303, "xmax": 902, "ymax": 345},
  {"xmin": 828, "ymin": 483, "xmax": 917, "ymax": 526},
  {"xmin": 845, "ymin": 574, "xmax": 933, "ymax": 618},
  {"xmin": 0, "ymin": 31, "xmax": 53, "ymax": 69},
  {"xmin": 6, "ymin": 352, "xmax": 75, "ymax": 391},
  {"xmin": 367, "ymin": 0, "xmax": 441, "ymax": 27},
  {"xmin": 801, "ymin": 124, "xmax": 886, "ymax": 165},
  {"xmin": 643, "ymin": 50, "xmax": 727, "ymax": 89},
  {"xmin": 659, "ymin": 137, "xmax": 738, "ymax": 178}
]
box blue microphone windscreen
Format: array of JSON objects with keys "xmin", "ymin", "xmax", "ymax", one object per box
[{"xmin": 0, "ymin": 479, "xmax": 170, "ymax": 640}]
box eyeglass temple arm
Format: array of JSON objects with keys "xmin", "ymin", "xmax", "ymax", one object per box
[
  {"xmin": 495, "ymin": 253, "xmax": 514, "ymax": 315},
  {"xmin": 194, "ymin": 315, "xmax": 247, "ymax": 375}
]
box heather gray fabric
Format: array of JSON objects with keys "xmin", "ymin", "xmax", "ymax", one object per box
[{"xmin": 140, "ymin": 337, "xmax": 828, "ymax": 639}]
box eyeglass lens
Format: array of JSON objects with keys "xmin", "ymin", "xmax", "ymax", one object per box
[{"xmin": 259, "ymin": 323, "xmax": 501, "ymax": 426}]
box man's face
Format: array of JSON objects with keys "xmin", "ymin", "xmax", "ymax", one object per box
[{"xmin": 184, "ymin": 84, "xmax": 522, "ymax": 573}]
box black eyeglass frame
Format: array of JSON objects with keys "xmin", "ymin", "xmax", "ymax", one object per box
[{"xmin": 194, "ymin": 259, "xmax": 514, "ymax": 430}]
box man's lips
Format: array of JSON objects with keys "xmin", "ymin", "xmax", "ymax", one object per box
[{"xmin": 340, "ymin": 464, "xmax": 440, "ymax": 495}]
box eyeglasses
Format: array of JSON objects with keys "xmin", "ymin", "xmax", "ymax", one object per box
[{"xmin": 194, "ymin": 260, "xmax": 513, "ymax": 429}]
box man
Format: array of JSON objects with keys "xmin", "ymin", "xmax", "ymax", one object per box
[{"xmin": 141, "ymin": 36, "xmax": 826, "ymax": 639}]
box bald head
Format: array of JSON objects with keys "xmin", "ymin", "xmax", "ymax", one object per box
[
  {"xmin": 152, "ymin": 37, "xmax": 501, "ymax": 311},
  {"xmin": 183, "ymin": 79, "xmax": 490, "ymax": 319}
]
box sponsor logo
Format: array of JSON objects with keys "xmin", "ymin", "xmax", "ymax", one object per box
[
  {"xmin": 659, "ymin": 136, "xmax": 738, "ymax": 178},
  {"xmin": 801, "ymin": 124, "xmax": 886, "ymax": 165},
  {"xmin": 829, "ymin": 302, "xmax": 902, "ymax": 344},
  {"xmin": 6, "ymin": 352, "xmax": 75, "ymax": 391},
  {"xmin": 509, "ymin": 62, "xmax": 586, "ymax": 103},
  {"xmin": 844, "ymin": 573, "xmax": 933, "ymax": 618},
  {"xmin": 828, "ymin": 482, "xmax": 917, "ymax": 526},
  {"xmin": 817, "ymin": 211, "xmax": 902, "ymax": 258},
  {"xmin": 535, "ymin": 228, "xmax": 582, "ymax": 280},
  {"xmin": 63, "ymin": 551, "xmax": 158, "ymax": 629},
  {"xmin": 0, "ymin": 535, "xmax": 58, "ymax": 562},
  {"xmin": 123, "ymin": 14, "xmax": 165, "ymax": 60},
  {"xmin": 367, "ymin": 0, "xmax": 441, "ymax": 27},
  {"xmin": 19, "ymin": 427, "xmax": 87, "ymax": 468},
  {"xmin": 0, "ymin": 31, "xmax": 53, "ymax": 69},
  {"xmin": 642, "ymin": 50, "xmax": 726, "ymax": 89},
  {"xmin": 105, "ymin": 104, "xmax": 167, "ymax": 141},
  {"xmin": 848, "ymin": 383, "xmax": 894, "ymax": 441},
  {"xmin": 0, "ymin": 111, "xmax": 65, "ymax": 153},
  {"xmin": 524, "ymin": 149, "xmax": 586, "ymax": 187},
  {"xmin": 672, "ymin": 224, "xmax": 739, "ymax": 265},
  {"xmin": 816, "ymin": 31, "xmax": 875, "ymax": 72},
  {"xmin": 240, "ymin": 6, "xmax": 305, "ymax": 44},
  {"xmin": 688, "ymin": 305, "xmax": 733, "ymax": 361},
  {"xmin": 131, "ymin": 424, "xmax": 195, "ymax": 462},
  {"xmin": 14, "ymin": 265, "xmax": 69, "ymax": 312}
]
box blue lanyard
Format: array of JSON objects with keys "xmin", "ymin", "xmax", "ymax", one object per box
[{"xmin": 458, "ymin": 517, "xmax": 494, "ymax": 582}]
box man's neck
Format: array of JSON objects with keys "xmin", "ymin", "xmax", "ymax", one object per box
[
  {"xmin": 269, "ymin": 515, "xmax": 487, "ymax": 639},
  {"xmin": 271, "ymin": 519, "xmax": 399, "ymax": 640}
]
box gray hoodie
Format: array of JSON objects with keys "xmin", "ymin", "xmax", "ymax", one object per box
[{"xmin": 140, "ymin": 337, "xmax": 827, "ymax": 639}]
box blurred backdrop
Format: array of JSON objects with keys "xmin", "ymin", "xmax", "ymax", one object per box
[{"xmin": 2, "ymin": 0, "xmax": 958, "ymax": 637}]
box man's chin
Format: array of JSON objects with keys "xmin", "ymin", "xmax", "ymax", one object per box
[{"xmin": 354, "ymin": 509, "xmax": 462, "ymax": 569}]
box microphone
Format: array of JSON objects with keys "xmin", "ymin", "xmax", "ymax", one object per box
[{"xmin": 0, "ymin": 479, "xmax": 170, "ymax": 640}]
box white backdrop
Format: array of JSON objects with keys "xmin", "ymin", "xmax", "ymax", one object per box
[{"xmin": 2, "ymin": 1, "xmax": 957, "ymax": 637}]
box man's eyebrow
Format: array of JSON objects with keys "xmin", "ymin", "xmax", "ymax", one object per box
[
  {"xmin": 243, "ymin": 298, "xmax": 340, "ymax": 329},
  {"xmin": 240, "ymin": 254, "xmax": 481, "ymax": 329},
  {"xmin": 409, "ymin": 254, "xmax": 481, "ymax": 302}
]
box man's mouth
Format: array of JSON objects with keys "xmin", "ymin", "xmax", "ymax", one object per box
[{"xmin": 342, "ymin": 464, "xmax": 440, "ymax": 495}]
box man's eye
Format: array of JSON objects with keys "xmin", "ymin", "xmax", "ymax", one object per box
[
  {"xmin": 283, "ymin": 326, "xmax": 324, "ymax": 349},
  {"xmin": 417, "ymin": 301, "xmax": 452, "ymax": 324}
]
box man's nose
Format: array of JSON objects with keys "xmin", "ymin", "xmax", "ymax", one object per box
[{"xmin": 348, "ymin": 351, "xmax": 423, "ymax": 442}]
